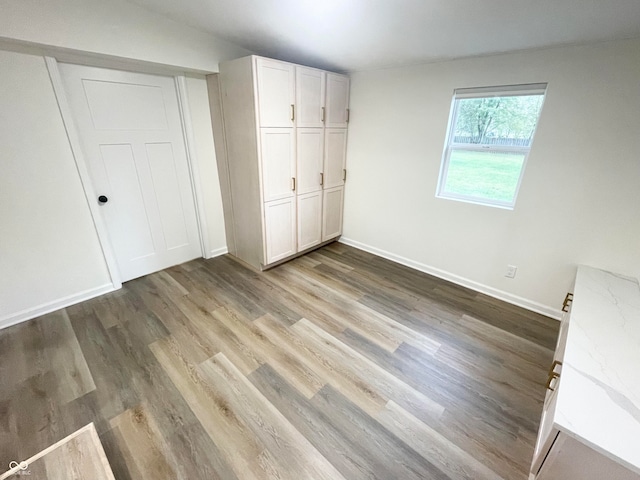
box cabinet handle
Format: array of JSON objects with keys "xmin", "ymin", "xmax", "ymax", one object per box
[
  {"xmin": 321, "ymin": 107, "xmax": 325, "ymax": 122},
  {"xmin": 320, "ymin": 172, "xmax": 324, "ymax": 186},
  {"xmin": 548, "ymin": 360, "xmax": 563, "ymax": 377},
  {"xmin": 545, "ymin": 372, "xmax": 560, "ymax": 391},
  {"xmin": 342, "ymin": 169, "xmax": 347, "ymax": 182},
  {"xmin": 291, "ymin": 104, "xmax": 295, "ymax": 122},
  {"xmin": 562, "ymin": 292, "xmax": 574, "ymax": 312},
  {"xmin": 291, "ymin": 177, "xmax": 296, "ymax": 191},
  {"xmin": 346, "ymin": 108, "xmax": 350, "ymax": 123}
]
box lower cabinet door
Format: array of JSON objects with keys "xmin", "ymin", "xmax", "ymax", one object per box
[
  {"xmin": 264, "ymin": 197, "xmax": 296, "ymax": 265},
  {"xmin": 322, "ymin": 186, "xmax": 344, "ymax": 241},
  {"xmin": 297, "ymin": 191, "xmax": 323, "ymax": 251},
  {"xmin": 531, "ymin": 371, "xmax": 561, "ymax": 474}
]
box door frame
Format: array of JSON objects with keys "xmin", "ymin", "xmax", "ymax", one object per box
[{"xmin": 45, "ymin": 56, "xmax": 210, "ymax": 290}]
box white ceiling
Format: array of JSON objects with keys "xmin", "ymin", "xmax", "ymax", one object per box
[{"xmin": 127, "ymin": 0, "xmax": 640, "ymax": 72}]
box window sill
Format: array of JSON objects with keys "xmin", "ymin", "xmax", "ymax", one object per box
[{"xmin": 435, "ymin": 193, "xmax": 515, "ymax": 210}]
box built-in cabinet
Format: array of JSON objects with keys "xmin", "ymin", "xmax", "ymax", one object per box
[
  {"xmin": 529, "ymin": 266, "xmax": 640, "ymax": 480},
  {"xmin": 209, "ymin": 55, "xmax": 349, "ymax": 269}
]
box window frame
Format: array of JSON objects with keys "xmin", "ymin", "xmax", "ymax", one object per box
[{"xmin": 436, "ymin": 83, "xmax": 547, "ymax": 209}]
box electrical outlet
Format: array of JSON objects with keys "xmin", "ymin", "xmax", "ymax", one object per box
[{"xmin": 505, "ymin": 265, "xmax": 518, "ymax": 278}]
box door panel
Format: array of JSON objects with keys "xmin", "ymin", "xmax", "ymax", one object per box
[
  {"xmin": 255, "ymin": 58, "xmax": 295, "ymax": 127},
  {"xmin": 264, "ymin": 197, "xmax": 296, "ymax": 264},
  {"xmin": 297, "ymin": 191, "xmax": 322, "ymax": 251},
  {"xmin": 260, "ymin": 128, "xmax": 296, "ymax": 202},
  {"xmin": 324, "ymin": 129, "xmax": 348, "ymax": 189},
  {"xmin": 322, "ymin": 186, "xmax": 344, "ymax": 241},
  {"xmin": 295, "ymin": 67, "xmax": 325, "ymax": 128},
  {"xmin": 99, "ymin": 144, "xmax": 156, "ymax": 260},
  {"xmin": 81, "ymin": 80, "xmax": 168, "ymax": 131},
  {"xmin": 297, "ymin": 128, "xmax": 324, "ymax": 195},
  {"xmin": 145, "ymin": 142, "xmax": 190, "ymax": 250},
  {"xmin": 60, "ymin": 63, "xmax": 201, "ymax": 282},
  {"xmin": 326, "ymin": 73, "xmax": 350, "ymax": 128}
]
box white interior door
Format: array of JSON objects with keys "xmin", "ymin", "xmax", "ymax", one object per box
[
  {"xmin": 295, "ymin": 67, "xmax": 325, "ymax": 128},
  {"xmin": 325, "ymin": 73, "xmax": 350, "ymax": 128},
  {"xmin": 60, "ymin": 63, "xmax": 201, "ymax": 282},
  {"xmin": 297, "ymin": 128, "xmax": 324, "ymax": 195},
  {"xmin": 255, "ymin": 58, "xmax": 295, "ymax": 127},
  {"xmin": 324, "ymin": 129, "xmax": 348, "ymax": 189}
]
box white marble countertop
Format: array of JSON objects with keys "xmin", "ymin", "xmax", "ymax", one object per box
[{"xmin": 554, "ymin": 265, "xmax": 640, "ymax": 474}]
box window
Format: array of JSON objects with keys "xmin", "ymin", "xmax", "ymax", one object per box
[{"xmin": 437, "ymin": 84, "xmax": 546, "ymax": 208}]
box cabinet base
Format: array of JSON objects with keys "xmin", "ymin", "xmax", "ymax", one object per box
[{"xmin": 260, "ymin": 237, "xmax": 341, "ymax": 271}]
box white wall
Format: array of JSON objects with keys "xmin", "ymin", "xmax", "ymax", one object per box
[
  {"xmin": 0, "ymin": 50, "xmax": 113, "ymax": 326},
  {"xmin": 184, "ymin": 74, "xmax": 229, "ymax": 257},
  {"xmin": 0, "ymin": 0, "xmax": 249, "ymax": 72},
  {"xmin": 343, "ymin": 38, "xmax": 640, "ymax": 317},
  {"xmin": 0, "ymin": 0, "xmax": 250, "ymax": 327}
]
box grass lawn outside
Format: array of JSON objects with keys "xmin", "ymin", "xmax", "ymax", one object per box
[{"xmin": 441, "ymin": 149, "xmax": 525, "ymax": 203}]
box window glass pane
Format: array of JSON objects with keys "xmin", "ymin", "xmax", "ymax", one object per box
[
  {"xmin": 442, "ymin": 149, "xmax": 525, "ymax": 203},
  {"xmin": 452, "ymin": 95, "xmax": 543, "ymax": 146}
]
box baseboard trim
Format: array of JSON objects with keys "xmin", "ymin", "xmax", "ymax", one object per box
[
  {"xmin": 338, "ymin": 237, "xmax": 561, "ymax": 320},
  {"xmin": 207, "ymin": 246, "xmax": 229, "ymax": 259},
  {"xmin": 0, "ymin": 283, "xmax": 116, "ymax": 331}
]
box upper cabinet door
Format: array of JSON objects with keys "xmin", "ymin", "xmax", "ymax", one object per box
[
  {"xmin": 260, "ymin": 128, "xmax": 296, "ymax": 202},
  {"xmin": 255, "ymin": 58, "xmax": 295, "ymax": 127},
  {"xmin": 323, "ymin": 129, "xmax": 347, "ymax": 189},
  {"xmin": 295, "ymin": 67, "xmax": 325, "ymax": 128},
  {"xmin": 325, "ymin": 73, "xmax": 350, "ymax": 128}
]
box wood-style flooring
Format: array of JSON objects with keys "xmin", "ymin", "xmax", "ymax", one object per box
[
  {"xmin": 0, "ymin": 243, "xmax": 559, "ymax": 479},
  {"xmin": 0, "ymin": 424, "xmax": 115, "ymax": 480}
]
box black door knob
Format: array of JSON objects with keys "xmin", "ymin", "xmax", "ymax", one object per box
[{"xmin": 98, "ymin": 195, "xmax": 108, "ymax": 204}]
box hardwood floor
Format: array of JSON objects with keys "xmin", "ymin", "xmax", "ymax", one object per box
[
  {"xmin": 0, "ymin": 243, "xmax": 559, "ymax": 479},
  {"xmin": 0, "ymin": 424, "xmax": 115, "ymax": 480}
]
